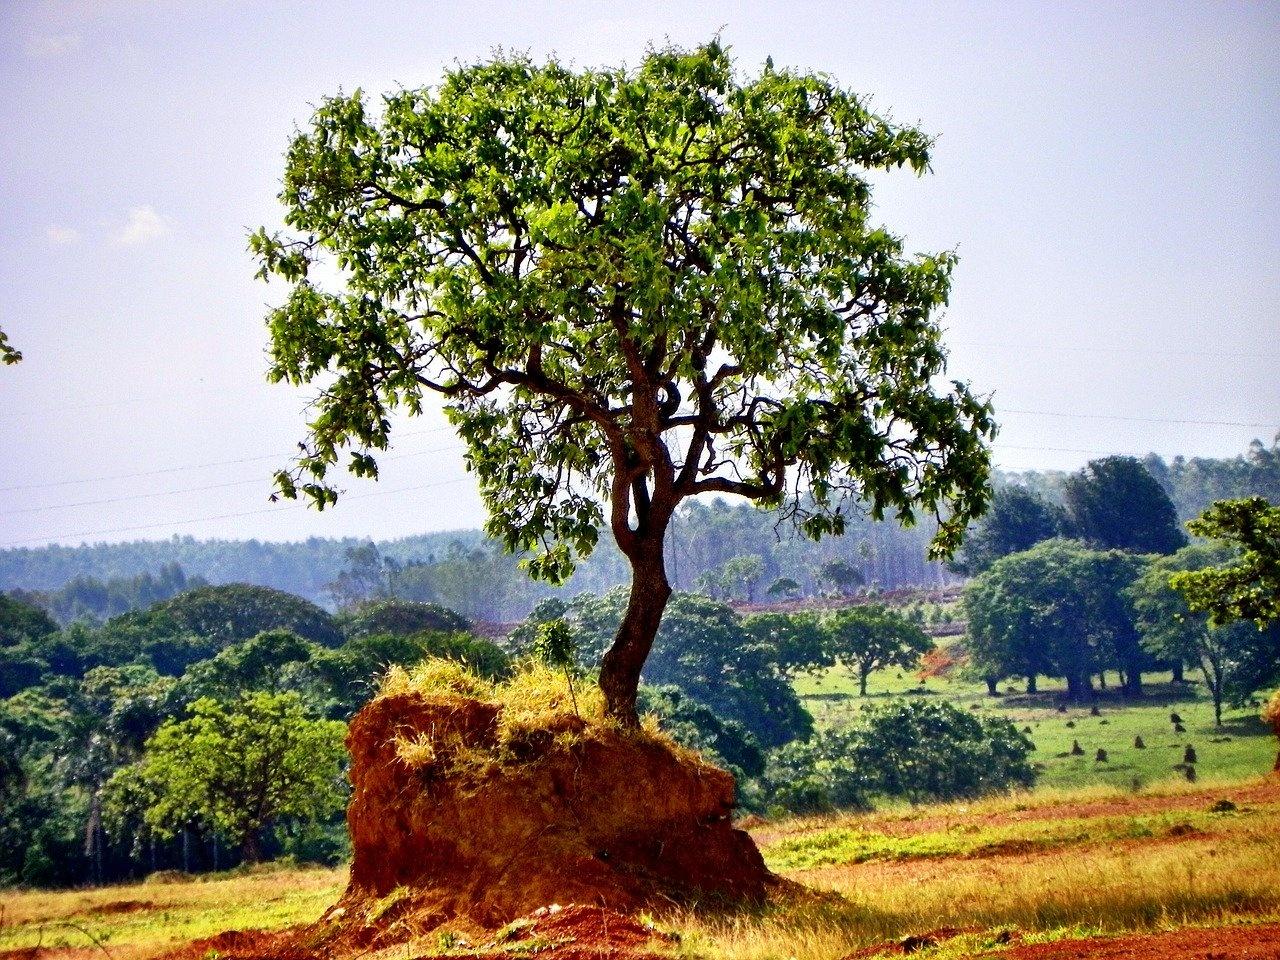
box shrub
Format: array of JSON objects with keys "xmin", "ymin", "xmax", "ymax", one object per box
[{"xmin": 765, "ymin": 698, "xmax": 1035, "ymax": 812}]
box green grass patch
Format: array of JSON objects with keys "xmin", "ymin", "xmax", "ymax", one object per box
[{"xmin": 763, "ymin": 807, "xmax": 1271, "ymax": 870}]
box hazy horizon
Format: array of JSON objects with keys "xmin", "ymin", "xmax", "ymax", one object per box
[{"xmin": 2, "ymin": 1, "xmax": 1277, "ymax": 550}]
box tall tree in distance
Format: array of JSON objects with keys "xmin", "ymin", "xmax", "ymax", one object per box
[
  {"xmin": 949, "ymin": 484, "xmax": 1069, "ymax": 575},
  {"xmin": 1063, "ymin": 456, "xmax": 1186, "ymax": 554},
  {"xmin": 254, "ymin": 42, "xmax": 994, "ymax": 724},
  {"xmin": 821, "ymin": 604, "xmax": 932, "ymax": 696}
]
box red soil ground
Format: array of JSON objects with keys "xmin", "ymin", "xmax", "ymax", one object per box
[
  {"xmin": 751, "ymin": 779, "xmax": 1280, "ymax": 847},
  {"xmin": 845, "ymin": 923, "xmax": 1280, "ymax": 959}
]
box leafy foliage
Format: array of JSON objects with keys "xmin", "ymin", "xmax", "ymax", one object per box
[
  {"xmin": 109, "ymin": 692, "xmax": 346, "ymax": 862},
  {"xmin": 949, "ymin": 485, "xmax": 1069, "ymax": 575},
  {"xmin": 336, "ymin": 597, "xmax": 470, "ymax": 638},
  {"xmin": 964, "ymin": 539, "xmax": 1149, "ymax": 698},
  {"xmin": 1170, "ymin": 497, "xmax": 1280, "ymax": 629},
  {"xmin": 820, "ymin": 604, "xmax": 932, "ymax": 695},
  {"xmin": 1131, "ymin": 545, "xmax": 1280, "ymax": 724},
  {"xmin": 0, "ymin": 327, "xmax": 20, "ymax": 365},
  {"xmin": 1063, "ymin": 456, "xmax": 1186, "ymax": 554},
  {"xmin": 524, "ymin": 589, "xmax": 813, "ymax": 748}
]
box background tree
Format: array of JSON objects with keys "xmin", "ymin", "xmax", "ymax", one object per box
[
  {"xmin": 962, "ymin": 539, "xmax": 1146, "ymax": 700},
  {"xmin": 253, "ymin": 42, "xmax": 993, "ymax": 723},
  {"xmin": 766, "ymin": 576, "xmax": 801, "ymax": 599},
  {"xmin": 821, "ymin": 604, "xmax": 932, "ymax": 695},
  {"xmin": 1063, "ymin": 456, "xmax": 1186, "ymax": 554},
  {"xmin": 949, "ymin": 485, "xmax": 1069, "ymax": 575},
  {"xmin": 720, "ymin": 554, "xmax": 766, "ymax": 602},
  {"xmin": 120, "ymin": 692, "xmax": 346, "ymax": 863},
  {"xmin": 815, "ymin": 558, "xmax": 865, "ymax": 597},
  {"xmin": 531, "ymin": 588, "xmax": 813, "ymax": 748},
  {"xmin": 1170, "ymin": 497, "xmax": 1280, "ymax": 629},
  {"xmin": 1131, "ymin": 545, "xmax": 1276, "ymax": 725}
]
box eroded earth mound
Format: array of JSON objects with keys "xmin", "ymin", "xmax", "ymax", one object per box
[{"xmin": 340, "ymin": 689, "xmax": 771, "ymax": 927}]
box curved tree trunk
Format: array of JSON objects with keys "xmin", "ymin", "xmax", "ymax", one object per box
[{"xmin": 600, "ymin": 537, "xmax": 672, "ymax": 726}]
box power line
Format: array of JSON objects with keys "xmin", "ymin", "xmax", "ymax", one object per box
[
  {"xmin": 999, "ymin": 408, "xmax": 1277, "ymax": 430},
  {"xmin": 0, "ymin": 443, "xmax": 467, "ymax": 517},
  {"xmin": 950, "ymin": 339, "xmax": 1275, "ymax": 363},
  {"xmin": 0, "ymin": 475, "xmax": 473, "ymax": 549},
  {"xmin": 0, "ymin": 426, "xmax": 457, "ymax": 493}
]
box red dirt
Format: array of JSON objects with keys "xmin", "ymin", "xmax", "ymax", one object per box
[
  {"xmin": 1001, "ymin": 923, "xmax": 1280, "ymax": 958},
  {"xmin": 843, "ymin": 923, "xmax": 1280, "ymax": 958}
]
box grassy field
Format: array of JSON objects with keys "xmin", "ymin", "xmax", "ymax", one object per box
[
  {"xmin": 796, "ymin": 658, "xmax": 1275, "ymax": 793},
  {"xmin": 3, "ymin": 779, "xmax": 1277, "ymax": 959},
  {"xmin": 2, "ymin": 661, "xmax": 1274, "ymax": 959}
]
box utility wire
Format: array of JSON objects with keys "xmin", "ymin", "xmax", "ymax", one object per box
[
  {"xmin": 0, "ymin": 476, "xmax": 473, "ymax": 548},
  {"xmin": 0, "ymin": 425, "xmax": 456, "ymax": 493},
  {"xmin": 998, "ymin": 408, "xmax": 1276, "ymax": 430},
  {"xmin": 0, "ymin": 444, "xmax": 467, "ymax": 517}
]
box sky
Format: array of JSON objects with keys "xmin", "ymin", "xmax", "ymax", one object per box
[{"xmin": 1, "ymin": 0, "xmax": 1277, "ymax": 550}]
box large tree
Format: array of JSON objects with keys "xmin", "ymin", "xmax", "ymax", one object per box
[
  {"xmin": 1062, "ymin": 456, "xmax": 1186, "ymax": 554},
  {"xmin": 254, "ymin": 42, "xmax": 993, "ymax": 723}
]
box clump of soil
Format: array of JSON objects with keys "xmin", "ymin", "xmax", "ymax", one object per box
[{"xmin": 278, "ymin": 663, "xmax": 773, "ymax": 956}]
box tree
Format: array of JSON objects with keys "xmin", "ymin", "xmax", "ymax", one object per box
[
  {"xmin": 964, "ymin": 539, "xmax": 1147, "ymax": 700},
  {"xmin": 720, "ymin": 554, "xmax": 766, "ymax": 602},
  {"xmin": 253, "ymin": 42, "xmax": 994, "ymax": 724},
  {"xmin": 815, "ymin": 558, "xmax": 865, "ymax": 596},
  {"xmin": 0, "ymin": 594, "xmax": 58, "ymax": 646},
  {"xmin": 1170, "ymin": 497, "xmax": 1280, "ymax": 629},
  {"xmin": 820, "ymin": 604, "xmax": 932, "ymax": 695},
  {"xmin": 1063, "ymin": 456, "xmax": 1186, "ymax": 554},
  {"xmin": 1131, "ymin": 545, "xmax": 1277, "ymax": 726},
  {"xmin": 766, "ymin": 577, "xmax": 801, "ymax": 599},
  {"xmin": 336, "ymin": 598, "xmax": 470, "ymax": 639},
  {"xmin": 120, "ymin": 692, "xmax": 346, "ymax": 862},
  {"xmin": 949, "ymin": 485, "xmax": 1068, "ymax": 575}
]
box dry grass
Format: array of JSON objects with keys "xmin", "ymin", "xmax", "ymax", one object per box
[{"xmin": 0, "ymin": 864, "xmax": 344, "ymax": 956}]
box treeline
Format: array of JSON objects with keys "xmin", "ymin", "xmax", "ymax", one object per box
[
  {"xmin": 957, "ymin": 455, "xmax": 1280, "ymax": 721},
  {"xmin": 1, "ymin": 578, "xmax": 1028, "ymax": 887},
  {"xmin": 3, "ymin": 439, "xmax": 1275, "ymax": 622}
]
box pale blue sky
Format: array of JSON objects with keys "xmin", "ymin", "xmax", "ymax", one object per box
[{"xmin": 1, "ymin": 0, "xmax": 1277, "ymax": 548}]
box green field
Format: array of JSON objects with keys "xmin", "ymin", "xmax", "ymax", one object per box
[{"xmin": 795, "ymin": 656, "xmax": 1275, "ymax": 793}]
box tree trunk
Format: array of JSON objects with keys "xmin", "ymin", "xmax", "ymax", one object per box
[
  {"xmin": 860, "ymin": 667, "xmax": 871, "ymax": 697},
  {"xmin": 985, "ymin": 676, "xmax": 999, "ymax": 696},
  {"xmin": 240, "ymin": 831, "xmax": 262, "ymax": 865},
  {"xmin": 1026, "ymin": 674, "xmax": 1038, "ymax": 694},
  {"xmin": 600, "ymin": 538, "xmax": 672, "ymax": 726},
  {"xmin": 1171, "ymin": 661, "xmax": 1184, "ymax": 683}
]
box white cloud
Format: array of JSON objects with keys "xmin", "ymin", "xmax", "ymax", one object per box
[
  {"xmin": 113, "ymin": 206, "xmax": 169, "ymax": 245},
  {"xmin": 26, "ymin": 34, "xmax": 82, "ymax": 57},
  {"xmin": 46, "ymin": 225, "xmax": 80, "ymax": 245}
]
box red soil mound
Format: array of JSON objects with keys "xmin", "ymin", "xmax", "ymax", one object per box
[
  {"xmin": 341, "ymin": 692, "xmax": 770, "ymax": 925},
  {"xmin": 232, "ymin": 689, "xmax": 771, "ymax": 956}
]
